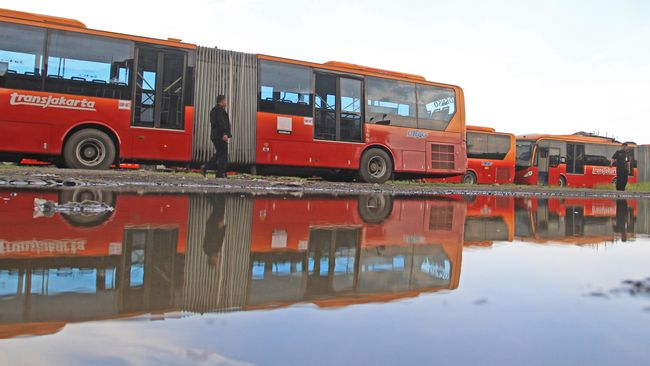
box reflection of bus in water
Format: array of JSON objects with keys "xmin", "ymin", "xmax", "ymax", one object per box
[
  {"xmin": 0, "ymin": 189, "xmax": 188, "ymax": 339},
  {"xmin": 463, "ymin": 195, "xmax": 515, "ymax": 247},
  {"xmin": 514, "ymin": 197, "xmax": 637, "ymax": 244},
  {"xmin": 248, "ymin": 196, "xmax": 465, "ymax": 308},
  {"xmin": 0, "ymin": 190, "xmax": 465, "ymax": 338}
]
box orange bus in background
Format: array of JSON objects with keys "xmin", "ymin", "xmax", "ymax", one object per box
[
  {"xmin": 515, "ymin": 133, "xmax": 637, "ymax": 187},
  {"xmin": 424, "ymin": 126, "xmax": 515, "ymax": 184},
  {"xmin": 0, "ymin": 8, "xmax": 467, "ymax": 183}
]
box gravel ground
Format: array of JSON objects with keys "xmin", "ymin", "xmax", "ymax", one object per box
[{"xmin": 0, "ymin": 165, "xmax": 648, "ymax": 198}]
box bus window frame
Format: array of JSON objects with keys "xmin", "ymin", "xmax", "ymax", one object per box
[
  {"xmin": 131, "ymin": 44, "xmax": 189, "ymax": 130},
  {"xmin": 312, "ymin": 69, "xmax": 365, "ymax": 143}
]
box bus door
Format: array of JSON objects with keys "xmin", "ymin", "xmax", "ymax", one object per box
[
  {"xmin": 314, "ymin": 73, "xmax": 364, "ymax": 145},
  {"xmin": 545, "ymin": 147, "xmax": 562, "ymax": 186},
  {"xmin": 566, "ymin": 143, "xmax": 586, "ymax": 184},
  {"xmin": 536, "ymin": 147, "xmax": 550, "ymax": 185},
  {"xmin": 130, "ymin": 46, "xmax": 190, "ymax": 160}
]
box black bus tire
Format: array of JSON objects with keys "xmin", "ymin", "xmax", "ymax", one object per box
[
  {"xmin": 359, "ymin": 148, "xmax": 393, "ymax": 184},
  {"xmin": 63, "ymin": 129, "xmax": 116, "ymax": 170},
  {"xmin": 559, "ymin": 176, "xmax": 567, "ymax": 187},
  {"xmin": 462, "ymin": 171, "xmax": 477, "ymax": 185}
]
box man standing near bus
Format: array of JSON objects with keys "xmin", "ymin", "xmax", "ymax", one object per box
[
  {"xmin": 202, "ymin": 95, "xmax": 232, "ymax": 178},
  {"xmin": 611, "ymin": 143, "xmax": 632, "ymax": 191}
]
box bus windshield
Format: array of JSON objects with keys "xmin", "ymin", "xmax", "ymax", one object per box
[{"xmin": 516, "ymin": 140, "xmax": 534, "ymax": 167}]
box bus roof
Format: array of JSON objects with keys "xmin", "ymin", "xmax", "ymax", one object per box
[
  {"xmin": 517, "ymin": 133, "xmax": 630, "ymax": 145},
  {"xmin": 467, "ymin": 125, "xmax": 496, "ymax": 132},
  {"xmin": 258, "ymin": 54, "xmax": 462, "ymax": 89},
  {"xmin": 467, "ymin": 125, "xmax": 514, "ymax": 137},
  {"xmin": 0, "ymin": 8, "xmax": 196, "ymax": 50}
]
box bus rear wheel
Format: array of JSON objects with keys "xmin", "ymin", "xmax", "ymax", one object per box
[
  {"xmin": 462, "ymin": 171, "xmax": 477, "ymax": 185},
  {"xmin": 63, "ymin": 129, "xmax": 116, "ymax": 170},
  {"xmin": 359, "ymin": 148, "xmax": 393, "ymax": 184}
]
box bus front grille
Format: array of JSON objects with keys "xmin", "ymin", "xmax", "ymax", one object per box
[{"xmin": 431, "ymin": 144, "xmax": 455, "ymax": 170}]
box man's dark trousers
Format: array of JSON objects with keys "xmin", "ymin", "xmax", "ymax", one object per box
[
  {"xmin": 204, "ymin": 139, "xmax": 228, "ymax": 178},
  {"xmin": 616, "ymin": 169, "xmax": 628, "ymax": 191}
]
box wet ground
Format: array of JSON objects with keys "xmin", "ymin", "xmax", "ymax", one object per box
[
  {"xmin": 1, "ymin": 165, "xmax": 649, "ymax": 198},
  {"xmin": 0, "ymin": 187, "xmax": 649, "ymax": 365}
]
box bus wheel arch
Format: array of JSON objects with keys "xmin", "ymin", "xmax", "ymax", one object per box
[
  {"xmin": 62, "ymin": 124, "xmax": 120, "ymax": 169},
  {"xmin": 359, "ymin": 145, "xmax": 395, "ymax": 184}
]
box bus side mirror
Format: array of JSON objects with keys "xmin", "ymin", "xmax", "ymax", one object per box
[{"xmin": 560, "ymin": 157, "xmax": 566, "ymax": 164}]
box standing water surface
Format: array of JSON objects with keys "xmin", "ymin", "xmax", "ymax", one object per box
[{"xmin": 0, "ymin": 189, "xmax": 649, "ymax": 365}]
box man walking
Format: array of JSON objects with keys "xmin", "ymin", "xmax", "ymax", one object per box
[
  {"xmin": 202, "ymin": 95, "xmax": 232, "ymax": 178},
  {"xmin": 611, "ymin": 142, "xmax": 632, "ymax": 191}
]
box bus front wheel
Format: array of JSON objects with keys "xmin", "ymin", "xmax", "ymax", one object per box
[
  {"xmin": 462, "ymin": 171, "xmax": 477, "ymax": 185},
  {"xmin": 63, "ymin": 129, "xmax": 116, "ymax": 170},
  {"xmin": 359, "ymin": 148, "xmax": 393, "ymax": 184},
  {"xmin": 559, "ymin": 176, "xmax": 567, "ymax": 187}
]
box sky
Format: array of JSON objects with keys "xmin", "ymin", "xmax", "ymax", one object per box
[{"xmin": 2, "ymin": 0, "xmax": 648, "ymax": 143}]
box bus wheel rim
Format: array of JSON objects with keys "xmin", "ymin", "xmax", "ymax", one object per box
[
  {"xmin": 368, "ymin": 157, "xmax": 387, "ymax": 178},
  {"xmin": 76, "ymin": 138, "xmax": 106, "ymax": 167}
]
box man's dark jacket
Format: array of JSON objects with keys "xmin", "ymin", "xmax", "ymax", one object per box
[{"xmin": 210, "ymin": 105, "xmax": 232, "ymax": 141}]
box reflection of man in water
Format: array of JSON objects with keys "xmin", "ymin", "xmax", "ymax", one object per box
[
  {"xmin": 613, "ymin": 199, "xmax": 633, "ymax": 242},
  {"xmin": 203, "ymin": 195, "xmax": 226, "ymax": 266}
]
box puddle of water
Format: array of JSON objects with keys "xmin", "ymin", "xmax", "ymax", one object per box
[{"xmin": 0, "ymin": 189, "xmax": 649, "ymax": 365}]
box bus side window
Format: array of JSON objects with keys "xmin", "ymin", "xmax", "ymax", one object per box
[
  {"xmin": 258, "ymin": 60, "xmax": 312, "ymax": 117},
  {"xmin": 366, "ymin": 77, "xmax": 417, "ymax": 128},
  {"xmin": 45, "ymin": 30, "xmax": 134, "ymax": 100},
  {"xmin": 416, "ymin": 84, "xmax": 456, "ymax": 131},
  {"xmin": 0, "ymin": 22, "xmax": 45, "ymax": 91}
]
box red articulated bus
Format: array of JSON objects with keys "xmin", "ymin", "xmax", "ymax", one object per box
[
  {"xmin": 515, "ymin": 133, "xmax": 637, "ymax": 187},
  {"xmin": 256, "ymin": 56, "xmax": 467, "ymax": 183},
  {"xmin": 0, "ymin": 9, "xmax": 196, "ymax": 169},
  {"xmin": 0, "ymin": 8, "xmax": 467, "ymax": 183},
  {"xmin": 423, "ymin": 125, "xmax": 515, "ymax": 185}
]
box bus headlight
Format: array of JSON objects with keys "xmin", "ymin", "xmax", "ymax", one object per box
[{"xmin": 523, "ymin": 171, "xmax": 533, "ymax": 178}]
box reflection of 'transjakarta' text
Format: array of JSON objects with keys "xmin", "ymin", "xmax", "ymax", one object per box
[{"xmin": 0, "ymin": 239, "xmax": 86, "ymax": 255}]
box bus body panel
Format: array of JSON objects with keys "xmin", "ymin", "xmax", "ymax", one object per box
[
  {"xmin": 255, "ymin": 112, "xmax": 465, "ymax": 174},
  {"xmin": 0, "ymin": 88, "xmax": 194, "ymax": 163},
  {"xmin": 426, "ymin": 128, "xmax": 514, "ymax": 184}
]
